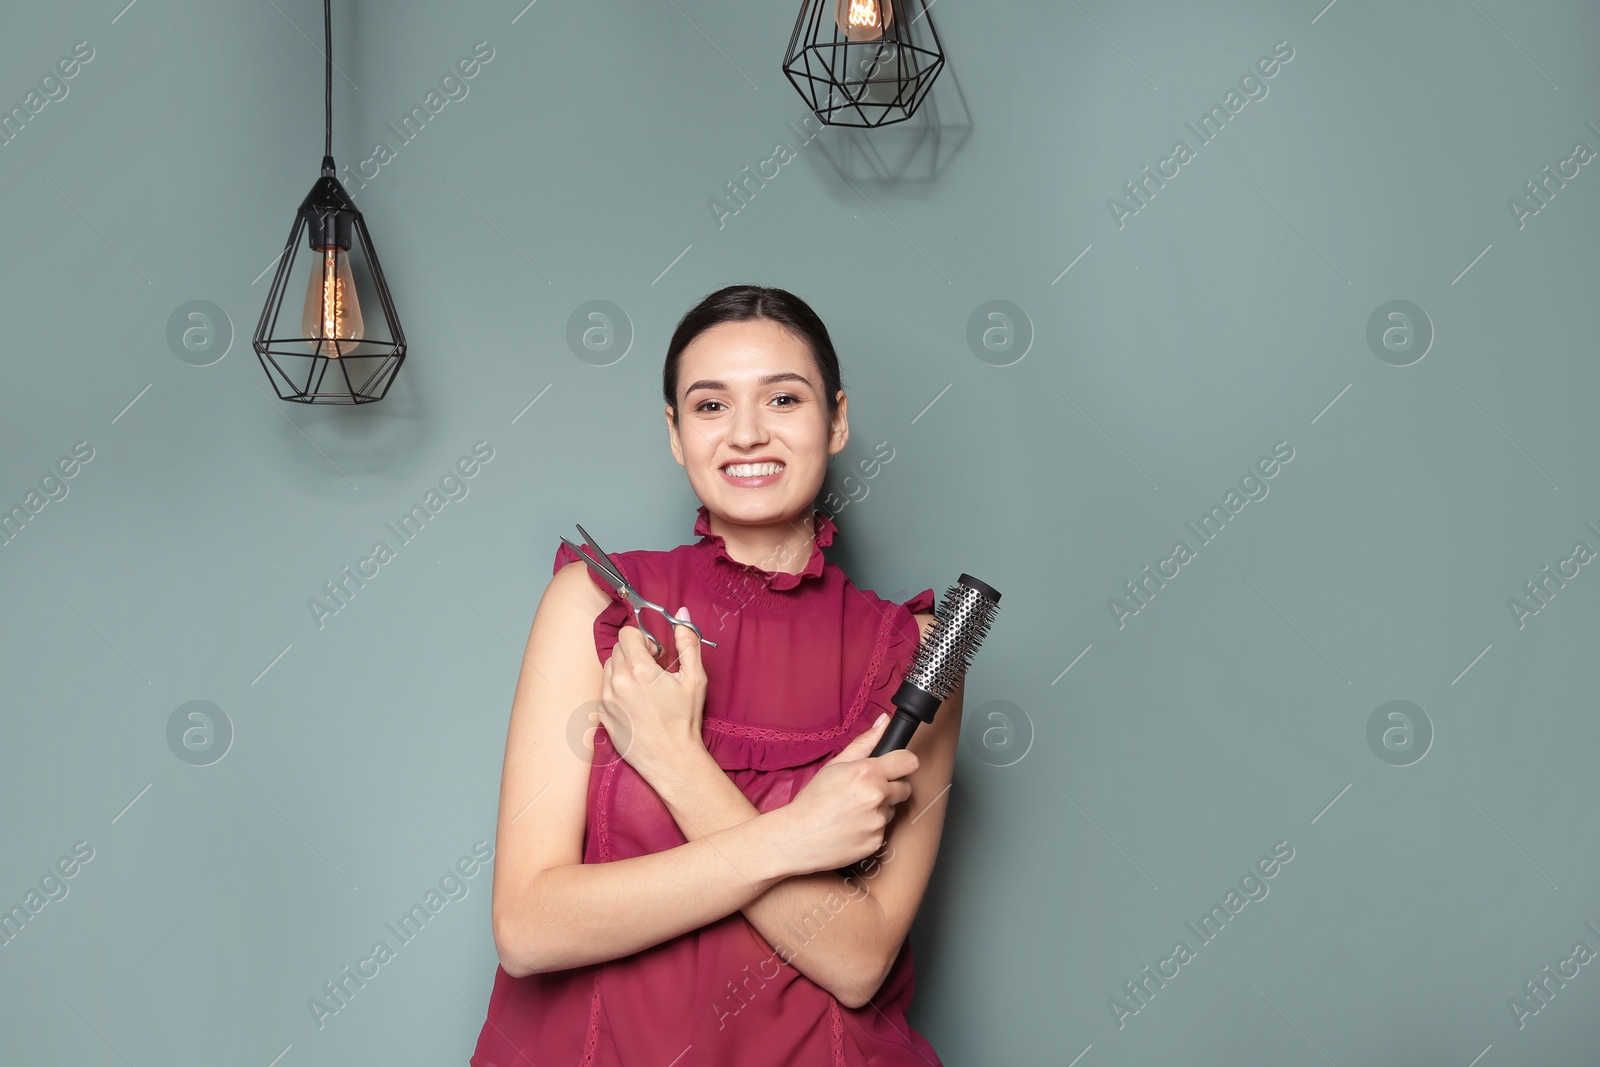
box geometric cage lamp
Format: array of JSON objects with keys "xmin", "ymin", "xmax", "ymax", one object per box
[
  {"xmin": 782, "ymin": 0, "xmax": 947, "ymax": 129},
  {"xmin": 252, "ymin": 0, "xmax": 406, "ymax": 404}
]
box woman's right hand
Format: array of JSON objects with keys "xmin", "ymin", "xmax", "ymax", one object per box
[{"xmin": 774, "ymin": 713, "xmax": 920, "ymax": 876}]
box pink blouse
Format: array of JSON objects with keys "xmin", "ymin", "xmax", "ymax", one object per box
[{"xmin": 471, "ymin": 504, "xmax": 941, "ymax": 1067}]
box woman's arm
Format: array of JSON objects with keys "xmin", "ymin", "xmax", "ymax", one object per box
[
  {"xmin": 489, "ymin": 561, "xmax": 805, "ymax": 977},
  {"xmin": 650, "ymin": 612, "xmax": 963, "ymax": 1010}
]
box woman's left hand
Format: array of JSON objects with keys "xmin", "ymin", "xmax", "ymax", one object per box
[{"xmin": 599, "ymin": 605, "xmax": 708, "ymax": 785}]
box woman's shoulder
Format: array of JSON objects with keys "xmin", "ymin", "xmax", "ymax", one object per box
[
  {"xmin": 551, "ymin": 539, "xmax": 686, "ymax": 578},
  {"xmin": 543, "ymin": 540, "xmax": 690, "ymax": 665},
  {"xmin": 548, "ymin": 538, "xmax": 689, "ymax": 608}
]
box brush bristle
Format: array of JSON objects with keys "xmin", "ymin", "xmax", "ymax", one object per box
[{"xmin": 905, "ymin": 579, "xmax": 1000, "ymax": 700}]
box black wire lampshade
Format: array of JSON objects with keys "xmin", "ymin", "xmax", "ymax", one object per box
[
  {"xmin": 782, "ymin": 0, "xmax": 946, "ymax": 128},
  {"xmin": 253, "ymin": 164, "xmax": 407, "ymax": 404},
  {"xmin": 252, "ymin": 0, "xmax": 406, "ymax": 404}
]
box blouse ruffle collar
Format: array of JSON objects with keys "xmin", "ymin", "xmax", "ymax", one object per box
[{"xmin": 692, "ymin": 503, "xmax": 836, "ymax": 592}]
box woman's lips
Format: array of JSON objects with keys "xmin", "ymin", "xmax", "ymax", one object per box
[{"xmin": 720, "ymin": 463, "xmax": 785, "ymax": 488}]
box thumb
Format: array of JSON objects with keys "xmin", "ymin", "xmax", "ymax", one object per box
[
  {"xmin": 671, "ymin": 605, "xmax": 702, "ymax": 672},
  {"xmin": 830, "ymin": 712, "xmax": 890, "ymax": 765}
]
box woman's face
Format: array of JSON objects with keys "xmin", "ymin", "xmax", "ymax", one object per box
[{"xmin": 666, "ymin": 317, "xmax": 847, "ymax": 529}]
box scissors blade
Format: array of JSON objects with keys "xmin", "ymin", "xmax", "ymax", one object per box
[
  {"xmin": 572, "ymin": 524, "xmax": 639, "ymax": 595},
  {"xmin": 564, "ymin": 525, "xmax": 719, "ymax": 650},
  {"xmin": 561, "ymin": 535, "xmax": 630, "ymax": 598}
]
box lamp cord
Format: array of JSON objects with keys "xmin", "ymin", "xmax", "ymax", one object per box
[{"xmin": 323, "ymin": 0, "xmax": 333, "ymax": 161}]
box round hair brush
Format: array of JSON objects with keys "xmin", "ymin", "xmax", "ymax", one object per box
[{"xmin": 872, "ymin": 574, "xmax": 1002, "ymax": 757}]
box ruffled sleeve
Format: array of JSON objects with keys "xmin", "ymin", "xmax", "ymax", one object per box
[
  {"xmin": 855, "ymin": 586, "xmax": 936, "ymax": 724},
  {"xmin": 552, "ymin": 540, "xmax": 633, "ymax": 666},
  {"xmin": 860, "ymin": 586, "xmax": 936, "ymax": 723},
  {"xmin": 901, "ymin": 587, "xmax": 937, "ymax": 618}
]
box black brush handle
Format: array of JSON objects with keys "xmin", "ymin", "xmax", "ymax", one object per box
[
  {"xmin": 832, "ymin": 710, "xmax": 922, "ymax": 881},
  {"xmin": 869, "ymin": 668, "xmax": 945, "ymax": 756},
  {"xmin": 832, "ymin": 574, "xmax": 1001, "ymax": 879},
  {"xmin": 871, "ymin": 706, "xmax": 927, "ymax": 756}
]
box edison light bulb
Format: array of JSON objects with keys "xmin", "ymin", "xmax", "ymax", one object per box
[
  {"xmin": 300, "ymin": 246, "xmax": 364, "ymax": 357},
  {"xmin": 836, "ymin": 0, "xmax": 892, "ymax": 42}
]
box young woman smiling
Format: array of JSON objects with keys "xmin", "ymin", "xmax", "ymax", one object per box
[{"xmin": 472, "ymin": 285, "xmax": 960, "ymax": 1067}]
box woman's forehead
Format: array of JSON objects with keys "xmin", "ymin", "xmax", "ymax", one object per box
[{"xmin": 679, "ymin": 323, "xmax": 819, "ymax": 390}]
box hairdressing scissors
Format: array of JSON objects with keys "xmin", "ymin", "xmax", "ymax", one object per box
[{"xmin": 560, "ymin": 523, "xmax": 717, "ymax": 655}]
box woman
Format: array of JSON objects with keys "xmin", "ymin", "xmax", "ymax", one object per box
[{"xmin": 471, "ymin": 285, "xmax": 962, "ymax": 1067}]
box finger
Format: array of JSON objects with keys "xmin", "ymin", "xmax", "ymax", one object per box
[
  {"xmin": 611, "ymin": 628, "xmax": 635, "ymax": 668},
  {"xmin": 828, "ymin": 712, "xmax": 891, "ymax": 765},
  {"xmin": 870, "ymin": 750, "xmax": 920, "ymax": 781},
  {"xmin": 629, "ymin": 621, "xmax": 662, "ymax": 658},
  {"xmin": 618, "ymin": 625, "xmax": 662, "ymax": 672},
  {"xmin": 621, "ymin": 624, "xmax": 649, "ymax": 657}
]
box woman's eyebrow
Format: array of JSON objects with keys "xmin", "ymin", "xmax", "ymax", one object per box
[{"xmin": 683, "ymin": 372, "xmax": 813, "ymax": 396}]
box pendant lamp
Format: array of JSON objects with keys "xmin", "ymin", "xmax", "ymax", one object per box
[
  {"xmin": 253, "ymin": 0, "xmax": 406, "ymax": 404},
  {"xmin": 782, "ymin": 0, "xmax": 946, "ymax": 128}
]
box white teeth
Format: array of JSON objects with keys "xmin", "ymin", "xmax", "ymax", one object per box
[{"xmin": 724, "ymin": 462, "xmax": 783, "ymax": 477}]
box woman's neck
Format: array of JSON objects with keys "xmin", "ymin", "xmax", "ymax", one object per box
[{"xmin": 705, "ymin": 509, "xmax": 816, "ymax": 575}]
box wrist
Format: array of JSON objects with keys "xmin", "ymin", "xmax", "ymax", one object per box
[
  {"xmin": 647, "ymin": 745, "xmax": 724, "ymax": 825},
  {"xmin": 746, "ymin": 806, "xmax": 806, "ymax": 883},
  {"xmin": 635, "ymin": 738, "xmax": 709, "ymax": 791}
]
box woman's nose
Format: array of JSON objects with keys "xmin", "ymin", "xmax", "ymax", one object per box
[{"xmin": 728, "ymin": 405, "xmax": 767, "ymax": 445}]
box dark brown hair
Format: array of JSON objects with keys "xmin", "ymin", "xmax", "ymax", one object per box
[{"xmin": 662, "ymin": 285, "xmax": 844, "ymax": 426}]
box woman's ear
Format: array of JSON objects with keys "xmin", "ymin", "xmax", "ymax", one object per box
[
  {"xmin": 665, "ymin": 405, "xmax": 685, "ymax": 467},
  {"xmin": 829, "ymin": 391, "xmax": 849, "ymax": 456}
]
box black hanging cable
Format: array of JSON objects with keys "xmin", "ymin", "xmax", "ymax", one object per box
[
  {"xmin": 322, "ymin": 0, "xmax": 333, "ymax": 171},
  {"xmin": 253, "ymin": 0, "xmax": 408, "ymax": 403}
]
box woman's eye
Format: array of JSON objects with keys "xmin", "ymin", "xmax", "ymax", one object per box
[{"xmin": 696, "ymin": 396, "xmax": 800, "ymax": 412}]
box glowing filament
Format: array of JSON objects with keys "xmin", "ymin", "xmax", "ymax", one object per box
[
  {"xmin": 300, "ymin": 246, "xmax": 364, "ymax": 358},
  {"xmin": 837, "ymin": 0, "xmax": 892, "ymax": 41}
]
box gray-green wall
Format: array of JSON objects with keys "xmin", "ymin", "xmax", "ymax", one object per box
[{"xmin": 3, "ymin": 0, "xmax": 1599, "ymax": 1064}]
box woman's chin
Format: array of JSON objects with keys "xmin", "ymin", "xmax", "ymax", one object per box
[{"xmin": 699, "ymin": 484, "xmax": 819, "ymax": 525}]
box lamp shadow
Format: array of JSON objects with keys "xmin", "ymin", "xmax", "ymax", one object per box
[{"xmin": 794, "ymin": 63, "xmax": 975, "ymax": 185}]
